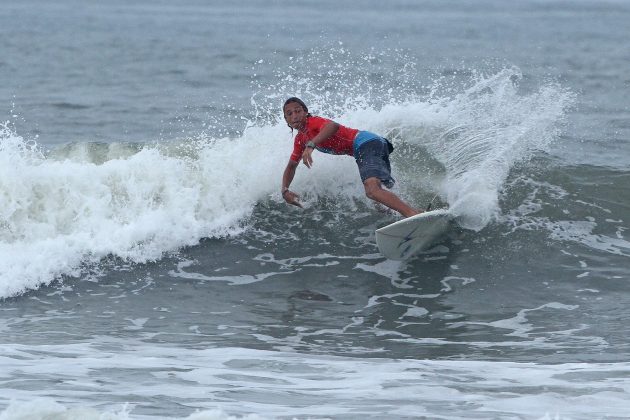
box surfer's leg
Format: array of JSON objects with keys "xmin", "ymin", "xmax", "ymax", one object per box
[
  {"xmin": 363, "ymin": 177, "xmax": 420, "ymax": 218},
  {"xmin": 355, "ymin": 140, "xmax": 420, "ymax": 218}
]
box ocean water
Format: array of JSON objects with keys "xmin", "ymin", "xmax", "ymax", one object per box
[{"xmin": 1, "ymin": 0, "xmax": 630, "ymax": 419}]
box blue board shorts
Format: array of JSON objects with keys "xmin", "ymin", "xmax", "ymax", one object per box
[{"xmin": 353, "ymin": 131, "xmax": 395, "ymax": 188}]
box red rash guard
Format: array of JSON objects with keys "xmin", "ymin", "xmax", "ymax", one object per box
[{"xmin": 289, "ymin": 116, "xmax": 359, "ymax": 162}]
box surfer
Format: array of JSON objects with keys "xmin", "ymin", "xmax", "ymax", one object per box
[{"xmin": 280, "ymin": 97, "xmax": 420, "ymax": 218}]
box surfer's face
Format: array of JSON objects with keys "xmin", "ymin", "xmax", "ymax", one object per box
[{"xmin": 283, "ymin": 102, "xmax": 307, "ymax": 130}]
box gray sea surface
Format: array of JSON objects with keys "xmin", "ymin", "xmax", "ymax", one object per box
[{"xmin": 1, "ymin": 1, "xmax": 630, "ymax": 419}]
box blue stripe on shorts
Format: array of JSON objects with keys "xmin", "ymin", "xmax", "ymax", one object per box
[{"xmin": 353, "ymin": 131, "xmax": 382, "ymax": 156}]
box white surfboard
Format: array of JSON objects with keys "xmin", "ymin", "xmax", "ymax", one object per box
[{"xmin": 375, "ymin": 209, "xmax": 452, "ymax": 260}]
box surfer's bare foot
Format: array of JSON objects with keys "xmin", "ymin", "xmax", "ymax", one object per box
[{"xmin": 405, "ymin": 209, "xmax": 422, "ymax": 218}]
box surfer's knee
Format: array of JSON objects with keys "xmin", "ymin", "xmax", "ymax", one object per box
[{"xmin": 363, "ymin": 178, "xmax": 382, "ymax": 200}]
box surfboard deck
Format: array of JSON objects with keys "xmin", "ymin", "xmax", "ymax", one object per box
[{"xmin": 375, "ymin": 209, "xmax": 452, "ymax": 260}]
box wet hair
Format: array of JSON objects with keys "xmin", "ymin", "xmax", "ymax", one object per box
[
  {"xmin": 283, "ymin": 97, "xmax": 309, "ymax": 114},
  {"xmin": 283, "ymin": 97, "xmax": 311, "ymax": 130}
]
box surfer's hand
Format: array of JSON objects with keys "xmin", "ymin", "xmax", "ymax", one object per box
[
  {"xmin": 283, "ymin": 190, "xmax": 303, "ymax": 208},
  {"xmin": 302, "ymin": 148, "xmax": 314, "ymax": 168}
]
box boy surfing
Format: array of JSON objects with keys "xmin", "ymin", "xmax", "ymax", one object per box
[{"xmin": 280, "ymin": 97, "xmax": 420, "ymax": 218}]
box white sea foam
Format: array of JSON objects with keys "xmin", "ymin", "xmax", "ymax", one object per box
[
  {"xmin": 520, "ymin": 217, "xmax": 630, "ymax": 257},
  {"xmin": 501, "ymin": 175, "xmax": 630, "ymax": 257},
  {"xmin": 168, "ymin": 259, "xmax": 295, "ymax": 286},
  {"xmin": 0, "ymin": 341, "xmax": 628, "ymax": 419},
  {"xmin": 0, "ymin": 399, "xmax": 267, "ymax": 420}
]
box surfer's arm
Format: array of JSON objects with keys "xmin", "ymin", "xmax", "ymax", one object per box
[
  {"xmin": 301, "ymin": 121, "xmax": 339, "ymax": 168},
  {"xmin": 281, "ymin": 160, "xmax": 302, "ymax": 208}
]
